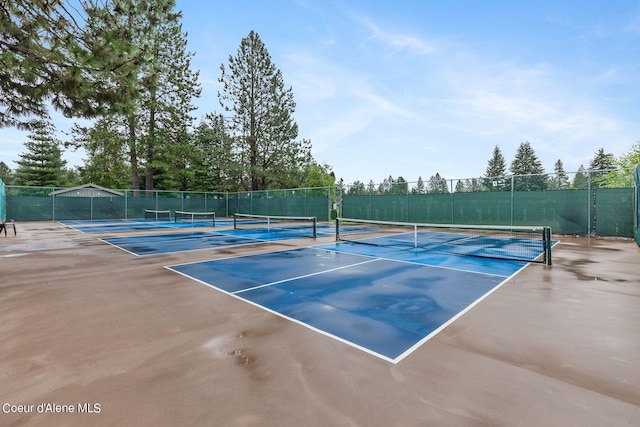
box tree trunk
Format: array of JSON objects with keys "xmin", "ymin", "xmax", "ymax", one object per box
[{"xmin": 128, "ymin": 115, "xmax": 141, "ymax": 197}]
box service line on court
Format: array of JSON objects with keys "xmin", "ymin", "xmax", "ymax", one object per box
[{"xmin": 232, "ymin": 258, "xmax": 381, "ymax": 295}]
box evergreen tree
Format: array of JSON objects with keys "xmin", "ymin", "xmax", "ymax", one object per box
[
  {"xmin": 427, "ymin": 173, "xmax": 449, "ymax": 194},
  {"xmin": 589, "ymin": 148, "xmax": 616, "ymax": 171},
  {"xmin": 64, "ymin": 1, "xmax": 200, "ymax": 193},
  {"xmin": 484, "ymin": 145, "xmax": 507, "ymax": 191},
  {"xmin": 469, "ymin": 177, "xmax": 483, "ymax": 192},
  {"xmin": 412, "ymin": 176, "xmax": 426, "ymax": 194},
  {"xmin": 573, "ymin": 165, "xmax": 588, "ymax": 189},
  {"xmin": 14, "ymin": 121, "xmax": 67, "ymax": 186},
  {"xmin": 69, "ymin": 119, "xmax": 130, "ymax": 189},
  {"xmin": 347, "ymin": 181, "xmax": 366, "ymax": 196},
  {"xmin": 589, "ymin": 148, "xmax": 616, "ymax": 188},
  {"xmin": 137, "ymin": 5, "xmax": 200, "ymax": 192},
  {"xmin": 1, "ymin": 1, "xmax": 145, "ymax": 129},
  {"xmin": 367, "ymin": 180, "xmax": 376, "ymax": 194},
  {"xmin": 510, "ymin": 141, "xmax": 548, "ymax": 191},
  {"xmin": 219, "ymin": 31, "xmax": 311, "ymax": 191},
  {"xmin": 394, "ymin": 176, "xmax": 409, "ymax": 194},
  {"xmin": 378, "ymin": 176, "xmax": 394, "ymax": 194},
  {"xmin": 0, "ymin": 162, "xmax": 13, "ymax": 185},
  {"xmin": 189, "ymin": 114, "xmax": 236, "ymax": 191},
  {"xmin": 551, "ymin": 159, "xmax": 569, "ymax": 190},
  {"xmin": 454, "ymin": 180, "xmax": 465, "ymax": 193}
]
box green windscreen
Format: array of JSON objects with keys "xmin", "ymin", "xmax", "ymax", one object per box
[
  {"xmin": 633, "ymin": 163, "xmax": 640, "ymax": 245},
  {"xmin": 0, "ymin": 178, "xmax": 5, "ymax": 222}
]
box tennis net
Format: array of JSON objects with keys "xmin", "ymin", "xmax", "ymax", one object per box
[
  {"xmin": 175, "ymin": 210, "xmax": 215, "ymax": 226},
  {"xmin": 144, "ymin": 209, "xmax": 171, "ymax": 221},
  {"xmin": 336, "ymin": 217, "xmax": 552, "ymax": 264},
  {"xmin": 233, "ymin": 213, "xmax": 317, "ymax": 238}
]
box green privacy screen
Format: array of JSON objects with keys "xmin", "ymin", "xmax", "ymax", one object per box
[
  {"xmin": 0, "ymin": 178, "xmax": 5, "ymax": 222},
  {"xmin": 633, "ymin": 164, "xmax": 640, "ymax": 245},
  {"xmin": 341, "ymin": 188, "xmax": 634, "ymax": 238},
  {"xmin": 4, "ymin": 182, "xmax": 635, "ymax": 238},
  {"xmin": 6, "ymin": 186, "xmax": 333, "ymax": 223}
]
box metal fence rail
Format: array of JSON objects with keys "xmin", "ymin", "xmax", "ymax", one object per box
[
  {"xmin": 5, "ymin": 186, "xmax": 336, "ymax": 223},
  {"xmin": 6, "ymin": 167, "xmax": 638, "ymax": 240}
]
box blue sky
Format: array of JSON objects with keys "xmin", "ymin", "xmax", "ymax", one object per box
[{"xmin": 2, "ymin": 0, "xmax": 639, "ymax": 185}]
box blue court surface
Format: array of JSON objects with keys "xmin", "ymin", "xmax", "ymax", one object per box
[
  {"xmin": 167, "ymin": 244, "xmax": 528, "ymax": 363},
  {"xmin": 61, "ymin": 218, "xmax": 225, "ymax": 233},
  {"xmin": 100, "ymin": 225, "xmax": 334, "ymax": 256}
]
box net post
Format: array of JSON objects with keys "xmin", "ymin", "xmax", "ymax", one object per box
[
  {"xmin": 544, "ymin": 227, "xmax": 552, "ymax": 265},
  {"xmin": 312, "ymin": 217, "xmax": 317, "ymax": 239},
  {"xmin": 233, "ymin": 213, "xmax": 238, "ymax": 229},
  {"xmin": 336, "ymin": 217, "xmax": 340, "ymax": 242}
]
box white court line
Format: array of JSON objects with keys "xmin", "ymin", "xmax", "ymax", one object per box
[
  {"xmin": 319, "ymin": 242, "xmax": 514, "ymax": 278},
  {"xmin": 232, "ymin": 258, "xmax": 381, "ymax": 295},
  {"xmin": 392, "ymin": 263, "xmax": 531, "ymax": 364},
  {"xmin": 165, "ymin": 245, "xmax": 536, "ymax": 364}
]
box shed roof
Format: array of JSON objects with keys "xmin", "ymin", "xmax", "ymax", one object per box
[{"xmin": 50, "ymin": 184, "xmax": 124, "ymax": 197}]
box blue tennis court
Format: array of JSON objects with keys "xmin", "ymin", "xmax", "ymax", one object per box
[
  {"xmin": 61, "ymin": 218, "xmax": 227, "ymax": 233},
  {"xmin": 167, "ymin": 243, "xmax": 529, "ymax": 363},
  {"xmin": 100, "ymin": 224, "xmax": 335, "ymax": 256}
]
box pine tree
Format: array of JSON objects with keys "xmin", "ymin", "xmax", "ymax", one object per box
[
  {"xmin": 412, "ymin": 176, "xmax": 426, "ymax": 194},
  {"xmin": 573, "ymin": 165, "xmax": 588, "ymax": 189},
  {"xmin": 0, "ymin": 162, "xmax": 13, "ymax": 185},
  {"xmin": 347, "ymin": 181, "xmax": 366, "ymax": 196},
  {"xmin": 219, "ymin": 31, "xmax": 311, "ymax": 191},
  {"xmin": 64, "ymin": 1, "xmax": 200, "ymax": 193},
  {"xmin": 551, "ymin": 159, "xmax": 569, "ymax": 190},
  {"xmin": 14, "ymin": 121, "xmax": 67, "ymax": 186},
  {"xmin": 510, "ymin": 141, "xmax": 548, "ymax": 191},
  {"xmin": 378, "ymin": 176, "xmax": 394, "ymax": 194},
  {"xmin": 394, "ymin": 176, "xmax": 409, "ymax": 194},
  {"xmin": 138, "ymin": 6, "xmax": 200, "ymax": 192},
  {"xmin": 484, "ymin": 145, "xmax": 507, "ymax": 191},
  {"xmin": 469, "ymin": 178, "xmax": 483, "ymax": 192},
  {"xmin": 427, "ymin": 173, "xmax": 449, "ymax": 194},
  {"xmin": 589, "ymin": 148, "xmax": 616, "ymax": 171},
  {"xmin": 1, "ymin": 1, "xmax": 145, "ymax": 129},
  {"xmin": 69, "ymin": 119, "xmax": 130, "ymax": 189},
  {"xmin": 367, "ymin": 180, "xmax": 376, "ymax": 194},
  {"xmin": 589, "ymin": 148, "xmax": 616, "ymax": 188},
  {"xmin": 190, "ymin": 114, "xmax": 235, "ymax": 191}
]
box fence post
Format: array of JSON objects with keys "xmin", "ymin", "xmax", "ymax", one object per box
[
  {"xmin": 510, "ymin": 175, "xmax": 514, "ymax": 226},
  {"xmin": 587, "ymin": 171, "xmax": 592, "ymax": 238},
  {"xmin": 450, "ymin": 179, "xmax": 454, "ymax": 224}
]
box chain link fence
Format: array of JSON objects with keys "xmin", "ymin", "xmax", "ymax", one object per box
[
  {"xmin": 0, "ymin": 178, "xmax": 5, "ymax": 222},
  {"xmin": 5, "ymin": 186, "xmax": 337, "ymax": 223},
  {"xmin": 635, "ymin": 164, "xmax": 640, "ymax": 246},
  {"xmin": 5, "ymin": 168, "xmax": 637, "ymax": 239},
  {"xmin": 340, "ymin": 170, "xmax": 636, "ymax": 238}
]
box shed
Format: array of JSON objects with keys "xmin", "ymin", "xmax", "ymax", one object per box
[{"xmin": 49, "ymin": 184, "xmax": 124, "ymax": 198}]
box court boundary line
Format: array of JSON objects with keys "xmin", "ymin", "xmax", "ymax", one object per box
[
  {"xmin": 393, "ymin": 264, "xmax": 530, "ymax": 363},
  {"xmin": 165, "ymin": 246, "xmax": 535, "ymax": 363},
  {"xmin": 318, "ymin": 242, "xmax": 517, "ymax": 278},
  {"xmin": 164, "ymin": 260, "xmax": 398, "ymax": 363},
  {"xmin": 99, "ymin": 233, "xmax": 268, "ymax": 257}
]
